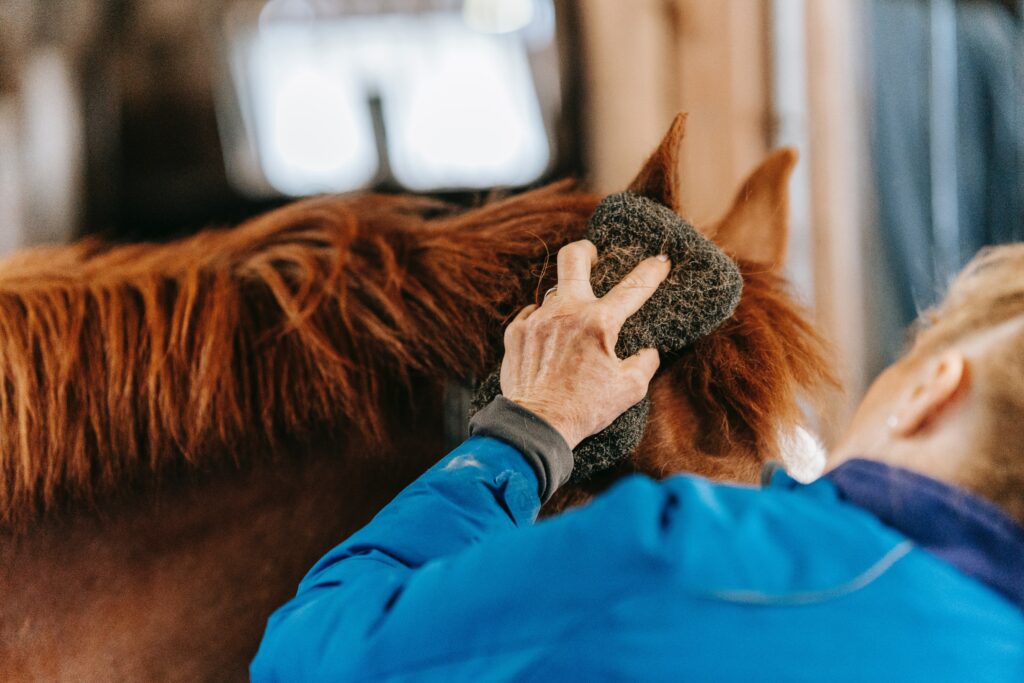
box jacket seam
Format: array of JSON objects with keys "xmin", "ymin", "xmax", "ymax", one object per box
[{"xmin": 697, "ymin": 540, "xmax": 916, "ymax": 607}]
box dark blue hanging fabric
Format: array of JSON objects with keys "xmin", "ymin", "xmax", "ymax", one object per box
[{"xmin": 870, "ymin": 0, "xmax": 1024, "ymax": 327}]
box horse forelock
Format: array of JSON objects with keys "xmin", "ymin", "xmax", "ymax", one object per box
[
  {"xmin": 663, "ymin": 261, "xmax": 838, "ymax": 465},
  {"xmin": 545, "ymin": 260, "xmax": 838, "ymax": 513}
]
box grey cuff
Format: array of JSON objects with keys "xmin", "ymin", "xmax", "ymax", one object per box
[{"xmin": 468, "ymin": 396, "xmax": 574, "ymax": 503}]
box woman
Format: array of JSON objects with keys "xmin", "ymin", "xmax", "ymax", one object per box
[{"xmin": 251, "ymin": 241, "xmax": 1023, "ymax": 681}]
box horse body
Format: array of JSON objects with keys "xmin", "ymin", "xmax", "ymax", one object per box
[
  {"xmin": 0, "ymin": 116, "xmax": 835, "ymax": 680},
  {"xmin": 0, "ymin": 439, "xmax": 439, "ymax": 680}
]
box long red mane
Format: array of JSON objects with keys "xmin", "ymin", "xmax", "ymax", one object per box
[
  {"xmin": 0, "ymin": 183, "xmax": 593, "ymax": 528},
  {"xmin": 0, "ymin": 172, "xmax": 835, "ymax": 528}
]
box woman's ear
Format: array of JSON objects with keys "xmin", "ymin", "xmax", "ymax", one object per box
[
  {"xmin": 890, "ymin": 351, "xmax": 969, "ymax": 439},
  {"xmin": 627, "ymin": 113, "xmax": 688, "ymax": 214},
  {"xmin": 703, "ymin": 148, "xmax": 798, "ymax": 269}
]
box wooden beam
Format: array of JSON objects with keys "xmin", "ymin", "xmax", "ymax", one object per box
[
  {"xmin": 670, "ymin": 0, "xmax": 771, "ymax": 224},
  {"xmin": 804, "ymin": 0, "xmax": 871, "ymax": 436},
  {"xmin": 578, "ymin": 0, "xmax": 771, "ymax": 224}
]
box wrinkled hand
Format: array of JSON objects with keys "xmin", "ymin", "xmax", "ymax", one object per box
[{"xmin": 500, "ymin": 240, "xmax": 671, "ymax": 449}]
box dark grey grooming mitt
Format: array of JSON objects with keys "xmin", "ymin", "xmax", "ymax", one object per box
[{"xmin": 471, "ymin": 192, "xmax": 743, "ymax": 483}]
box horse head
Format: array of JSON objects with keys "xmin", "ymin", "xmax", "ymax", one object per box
[{"xmin": 546, "ymin": 115, "xmax": 837, "ymax": 511}]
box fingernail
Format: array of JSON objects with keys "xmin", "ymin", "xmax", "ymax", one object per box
[{"xmin": 657, "ymin": 254, "xmax": 669, "ymax": 262}]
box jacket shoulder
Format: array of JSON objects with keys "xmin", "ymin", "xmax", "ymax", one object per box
[{"xmin": 584, "ymin": 473, "xmax": 914, "ymax": 602}]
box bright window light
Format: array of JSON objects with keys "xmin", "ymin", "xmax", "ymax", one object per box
[
  {"xmin": 220, "ymin": 0, "xmax": 556, "ymax": 196},
  {"xmin": 249, "ymin": 29, "xmax": 379, "ymax": 196},
  {"xmin": 462, "ymin": 0, "xmax": 535, "ymax": 34},
  {"xmin": 381, "ymin": 16, "xmax": 550, "ymax": 190}
]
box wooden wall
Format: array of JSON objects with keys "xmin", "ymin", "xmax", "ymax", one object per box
[
  {"xmin": 578, "ymin": 0, "xmax": 771, "ymax": 225},
  {"xmin": 804, "ymin": 0, "xmax": 872, "ymax": 432},
  {"xmin": 577, "ymin": 0, "xmax": 872, "ymax": 439}
]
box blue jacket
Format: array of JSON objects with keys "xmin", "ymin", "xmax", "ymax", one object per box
[{"xmin": 251, "ymin": 436, "xmax": 1024, "ymax": 681}]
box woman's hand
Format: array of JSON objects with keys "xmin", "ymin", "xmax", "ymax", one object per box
[{"xmin": 500, "ymin": 240, "xmax": 671, "ymax": 449}]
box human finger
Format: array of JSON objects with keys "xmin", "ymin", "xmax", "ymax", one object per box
[
  {"xmin": 619, "ymin": 347, "xmax": 661, "ymax": 400},
  {"xmin": 600, "ymin": 255, "xmax": 671, "ymax": 326},
  {"xmin": 504, "ymin": 304, "xmax": 538, "ymax": 345},
  {"xmin": 512, "ymin": 303, "xmax": 539, "ymax": 323},
  {"xmin": 555, "ymin": 240, "xmax": 598, "ymax": 299}
]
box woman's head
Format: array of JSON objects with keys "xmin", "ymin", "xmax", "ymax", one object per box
[{"xmin": 832, "ymin": 244, "xmax": 1024, "ymax": 523}]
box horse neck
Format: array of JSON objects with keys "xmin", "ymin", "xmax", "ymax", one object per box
[
  {"xmin": 0, "ymin": 425, "xmax": 445, "ymax": 682},
  {"xmin": 541, "ymin": 370, "xmax": 766, "ymax": 516}
]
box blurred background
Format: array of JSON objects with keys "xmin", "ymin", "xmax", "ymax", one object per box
[{"xmin": 0, "ymin": 0, "xmax": 1021, "ymax": 436}]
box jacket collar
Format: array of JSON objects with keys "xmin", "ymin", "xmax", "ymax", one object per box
[
  {"xmin": 817, "ymin": 459, "xmax": 1024, "ymax": 611},
  {"xmin": 763, "ymin": 459, "xmax": 1024, "ymax": 610}
]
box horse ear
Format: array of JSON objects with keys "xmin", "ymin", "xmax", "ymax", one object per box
[
  {"xmin": 627, "ymin": 113, "xmax": 688, "ymax": 213},
  {"xmin": 705, "ymin": 148, "xmax": 798, "ymax": 269}
]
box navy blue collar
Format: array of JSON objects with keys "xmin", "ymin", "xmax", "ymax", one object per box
[{"xmin": 824, "ymin": 459, "xmax": 1024, "ymax": 611}]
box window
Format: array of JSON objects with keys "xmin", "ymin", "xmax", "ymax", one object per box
[{"xmin": 218, "ymin": 0, "xmax": 559, "ymax": 196}]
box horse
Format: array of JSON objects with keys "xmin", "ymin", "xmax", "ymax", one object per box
[{"xmin": 0, "ymin": 115, "xmax": 835, "ymax": 681}]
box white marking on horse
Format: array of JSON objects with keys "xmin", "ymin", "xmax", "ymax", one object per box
[{"xmin": 777, "ymin": 425, "xmax": 827, "ymax": 483}]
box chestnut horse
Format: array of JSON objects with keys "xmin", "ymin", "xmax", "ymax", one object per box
[{"xmin": 0, "ymin": 116, "xmax": 834, "ymax": 681}]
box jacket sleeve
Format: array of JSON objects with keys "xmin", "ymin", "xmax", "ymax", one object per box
[{"xmin": 250, "ymin": 399, "xmax": 573, "ymax": 682}]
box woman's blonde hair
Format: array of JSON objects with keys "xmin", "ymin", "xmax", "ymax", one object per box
[{"xmin": 913, "ymin": 244, "xmax": 1024, "ymax": 524}]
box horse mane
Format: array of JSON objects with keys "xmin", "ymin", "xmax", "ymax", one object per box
[
  {"xmin": 0, "ymin": 181, "xmax": 594, "ymax": 528},
  {"xmin": 677, "ymin": 262, "xmax": 836, "ymax": 459},
  {"xmin": 0, "ymin": 178, "xmax": 835, "ymax": 530},
  {"xmin": 547, "ymin": 261, "xmax": 837, "ymax": 512}
]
